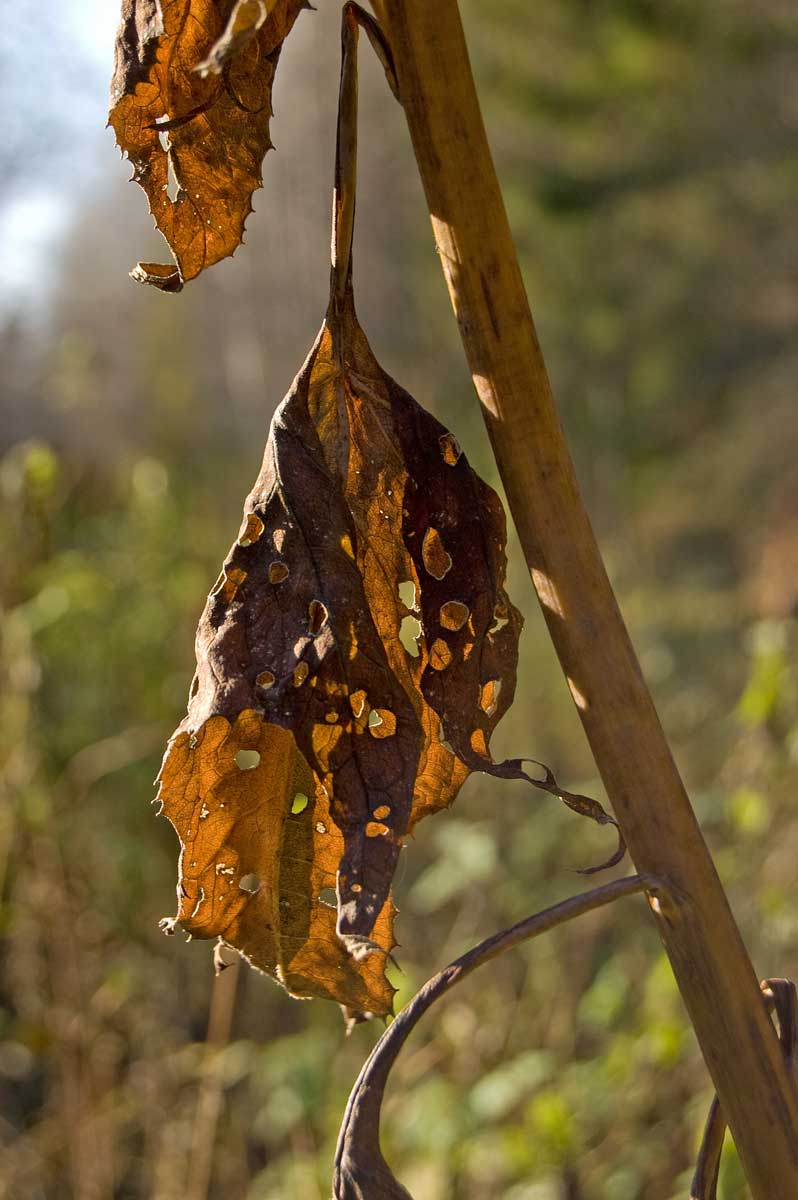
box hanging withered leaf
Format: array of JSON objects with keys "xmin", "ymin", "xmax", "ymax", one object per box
[
  {"xmin": 155, "ymin": 5, "xmax": 623, "ymax": 1016},
  {"xmin": 109, "ymin": 0, "xmax": 308, "ymax": 291}
]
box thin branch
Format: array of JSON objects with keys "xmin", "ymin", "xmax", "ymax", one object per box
[
  {"xmin": 333, "ymin": 875, "xmax": 649, "ymax": 1198},
  {"xmin": 347, "ymin": 3, "xmax": 399, "ymax": 99},
  {"xmin": 186, "ymin": 958, "xmax": 242, "ymax": 1200},
  {"xmin": 330, "ymin": 3, "xmax": 399, "ymax": 314}
]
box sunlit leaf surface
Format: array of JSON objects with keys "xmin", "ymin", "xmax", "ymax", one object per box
[
  {"xmin": 157, "ymin": 281, "xmax": 526, "ymax": 1013},
  {"xmin": 109, "ymin": 0, "xmax": 308, "ymax": 290}
]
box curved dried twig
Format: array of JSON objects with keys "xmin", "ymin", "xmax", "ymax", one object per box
[
  {"xmin": 690, "ymin": 978, "xmax": 798, "ymax": 1200},
  {"xmin": 333, "ymin": 874, "xmax": 649, "ymax": 1199}
]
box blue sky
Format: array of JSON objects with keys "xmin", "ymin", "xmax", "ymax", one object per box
[{"xmin": 1, "ymin": 1, "xmax": 123, "ymax": 308}]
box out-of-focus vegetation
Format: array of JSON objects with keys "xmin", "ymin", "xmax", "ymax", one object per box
[{"xmin": 1, "ymin": 1, "xmax": 796, "ymax": 1197}]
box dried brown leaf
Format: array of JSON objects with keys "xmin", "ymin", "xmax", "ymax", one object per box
[
  {"xmin": 157, "ymin": 282, "xmax": 620, "ymax": 1008},
  {"xmin": 156, "ymin": 288, "xmax": 519, "ymax": 1008},
  {"xmin": 155, "ymin": 4, "xmax": 622, "ymax": 1012},
  {"xmin": 109, "ymin": 0, "xmax": 307, "ymax": 290}
]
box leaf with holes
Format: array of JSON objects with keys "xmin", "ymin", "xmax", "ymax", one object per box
[
  {"xmin": 156, "ymin": 283, "xmax": 621, "ymax": 1010},
  {"xmin": 109, "ymin": 0, "xmax": 308, "ymax": 290},
  {"xmin": 155, "ymin": 4, "xmax": 622, "ymax": 1013}
]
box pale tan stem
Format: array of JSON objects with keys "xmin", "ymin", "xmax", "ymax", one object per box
[
  {"xmin": 186, "ymin": 959, "xmax": 241, "ymax": 1200},
  {"xmin": 371, "ymin": 1, "xmax": 798, "ymax": 1193}
]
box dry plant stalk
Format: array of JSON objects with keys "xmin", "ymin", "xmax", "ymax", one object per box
[
  {"xmin": 690, "ymin": 980, "xmax": 798, "ymax": 1200},
  {"xmin": 372, "ymin": 0, "xmax": 798, "ymax": 1192}
]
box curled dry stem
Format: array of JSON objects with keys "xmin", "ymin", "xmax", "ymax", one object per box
[
  {"xmin": 345, "ymin": 2, "xmax": 400, "ymax": 99},
  {"xmin": 333, "ymin": 873, "xmax": 649, "ymax": 1199},
  {"xmin": 690, "ymin": 978, "xmax": 798, "ymax": 1200}
]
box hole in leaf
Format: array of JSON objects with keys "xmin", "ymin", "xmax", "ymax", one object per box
[
  {"xmin": 365, "ymin": 822, "xmax": 389, "ymax": 837},
  {"xmin": 440, "ymin": 601, "xmax": 470, "ymax": 632},
  {"xmin": 422, "ymin": 528, "xmax": 453, "ymax": 580},
  {"xmin": 268, "ymin": 561, "xmax": 289, "ymax": 584},
  {"xmin": 166, "ymin": 150, "xmax": 180, "ymax": 203},
  {"xmin": 480, "ymin": 679, "xmax": 502, "ymax": 717},
  {"xmin": 211, "ymin": 567, "xmax": 247, "ymax": 603},
  {"xmin": 273, "ymin": 528, "xmax": 286, "ymax": 552},
  {"xmin": 373, "ymin": 805, "xmax": 391, "ymax": 819},
  {"xmin": 399, "ymin": 614, "xmax": 422, "ymax": 657},
  {"xmin": 291, "ymin": 792, "xmax": 309, "ymax": 814},
  {"xmin": 318, "ymin": 887, "xmax": 337, "ymax": 906},
  {"xmin": 293, "ymin": 662, "xmax": 309, "ymax": 686},
  {"xmin": 235, "ymin": 749, "xmax": 261, "ymax": 770},
  {"xmin": 349, "ymin": 689, "xmax": 368, "ymax": 719},
  {"xmin": 397, "ymin": 580, "xmax": 416, "ymax": 609},
  {"xmin": 439, "ymin": 432, "xmax": 462, "ymax": 465},
  {"xmin": 351, "ymin": 883, "xmax": 362, "ymax": 893},
  {"xmin": 315, "ymin": 821, "xmax": 327, "ymax": 834},
  {"xmin": 238, "ymin": 512, "xmax": 265, "ymax": 546},
  {"xmin": 256, "ymin": 670, "xmax": 275, "ymax": 689},
  {"xmin": 340, "ymin": 532, "xmax": 355, "ymax": 559},
  {"xmin": 325, "ymin": 710, "xmax": 338, "ymax": 723},
  {"xmin": 369, "ymin": 709, "xmax": 396, "ymax": 738},
  {"xmin": 308, "ymin": 599, "xmax": 328, "ymax": 635},
  {"xmin": 239, "ymin": 873, "xmax": 261, "ymax": 893},
  {"xmin": 489, "ymin": 603, "xmax": 510, "ymax": 637},
  {"xmin": 429, "ymin": 638, "xmax": 452, "ymax": 670}
]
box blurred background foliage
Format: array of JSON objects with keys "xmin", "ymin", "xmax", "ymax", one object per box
[{"xmin": 1, "ymin": 1, "xmax": 796, "ymax": 1197}]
